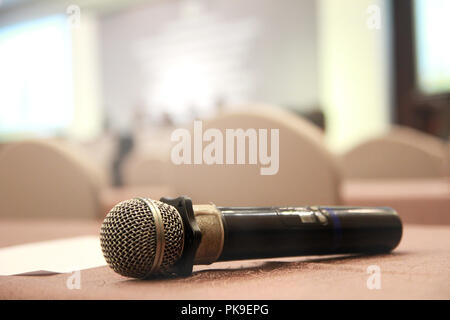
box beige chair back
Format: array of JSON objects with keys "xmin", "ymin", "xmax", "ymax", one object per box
[
  {"xmin": 122, "ymin": 130, "xmax": 174, "ymax": 186},
  {"xmin": 76, "ymin": 134, "xmax": 116, "ymax": 185},
  {"xmin": 0, "ymin": 139, "xmax": 106, "ymax": 218},
  {"xmin": 123, "ymin": 153, "xmax": 171, "ymax": 186},
  {"xmin": 167, "ymin": 104, "xmax": 341, "ymax": 206},
  {"xmin": 341, "ymin": 126, "xmax": 448, "ymax": 179}
]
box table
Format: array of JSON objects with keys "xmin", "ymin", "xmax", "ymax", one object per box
[{"xmin": 0, "ymin": 219, "xmax": 449, "ymax": 299}]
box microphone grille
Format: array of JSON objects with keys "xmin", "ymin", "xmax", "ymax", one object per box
[{"xmin": 100, "ymin": 198, "xmax": 184, "ymax": 278}]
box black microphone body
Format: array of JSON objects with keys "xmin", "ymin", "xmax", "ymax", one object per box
[
  {"xmin": 218, "ymin": 206, "xmax": 402, "ymax": 261},
  {"xmin": 159, "ymin": 196, "xmax": 402, "ymax": 277}
]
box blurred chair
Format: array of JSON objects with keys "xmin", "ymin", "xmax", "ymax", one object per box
[
  {"xmin": 166, "ymin": 104, "xmax": 341, "ymax": 206},
  {"xmin": 123, "ymin": 153, "xmax": 171, "ymax": 186},
  {"xmin": 341, "ymin": 126, "xmax": 448, "ymax": 179},
  {"xmin": 76, "ymin": 134, "xmax": 116, "ymax": 185},
  {"xmin": 340, "ymin": 127, "xmax": 449, "ymax": 225},
  {"xmin": 0, "ymin": 139, "xmax": 106, "ymax": 219},
  {"xmin": 121, "ymin": 127, "xmax": 176, "ymax": 187}
]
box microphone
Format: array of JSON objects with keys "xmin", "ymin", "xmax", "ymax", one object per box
[{"xmin": 100, "ymin": 196, "xmax": 402, "ymax": 279}]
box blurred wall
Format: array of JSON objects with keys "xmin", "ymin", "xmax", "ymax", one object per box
[
  {"xmin": 99, "ymin": 0, "xmax": 319, "ymax": 127},
  {"xmin": 69, "ymin": 12, "xmax": 103, "ymax": 140},
  {"xmin": 319, "ymin": 0, "xmax": 392, "ymax": 153},
  {"xmin": 0, "ymin": 0, "xmax": 104, "ymax": 141},
  {"xmin": 0, "ymin": 0, "xmax": 395, "ymax": 152}
]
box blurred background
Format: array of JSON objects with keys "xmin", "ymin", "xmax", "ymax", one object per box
[{"xmin": 0, "ymin": 0, "xmax": 448, "ymax": 224}]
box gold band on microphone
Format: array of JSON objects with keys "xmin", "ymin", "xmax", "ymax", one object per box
[
  {"xmin": 138, "ymin": 198, "xmax": 165, "ymax": 275},
  {"xmin": 193, "ymin": 204, "xmax": 224, "ymax": 265}
]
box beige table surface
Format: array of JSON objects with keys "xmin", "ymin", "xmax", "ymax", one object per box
[{"xmin": 0, "ymin": 219, "xmax": 449, "ymax": 299}]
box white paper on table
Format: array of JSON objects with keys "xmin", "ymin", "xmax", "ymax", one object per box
[{"xmin": 0, "ymin": 236, "xmax": 106, "ymax": 276}]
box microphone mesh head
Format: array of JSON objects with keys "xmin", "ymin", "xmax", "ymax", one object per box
[{"xmin": 100, "ymin": 198, "xmax": 184, "ymax": 278}]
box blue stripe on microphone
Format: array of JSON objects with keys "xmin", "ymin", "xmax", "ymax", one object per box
[{"xmin": 323, "ymin": 207, "xmax": 342, "ymax": 248}]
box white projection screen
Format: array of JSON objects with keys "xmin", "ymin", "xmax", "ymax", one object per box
[
  {"xmin": 414, "ymin": 0, "xmax": 450, "ymax": 94},
  {"xmin": 0, "ymin": 15, "xmax": 73, "ymax": 139}
]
